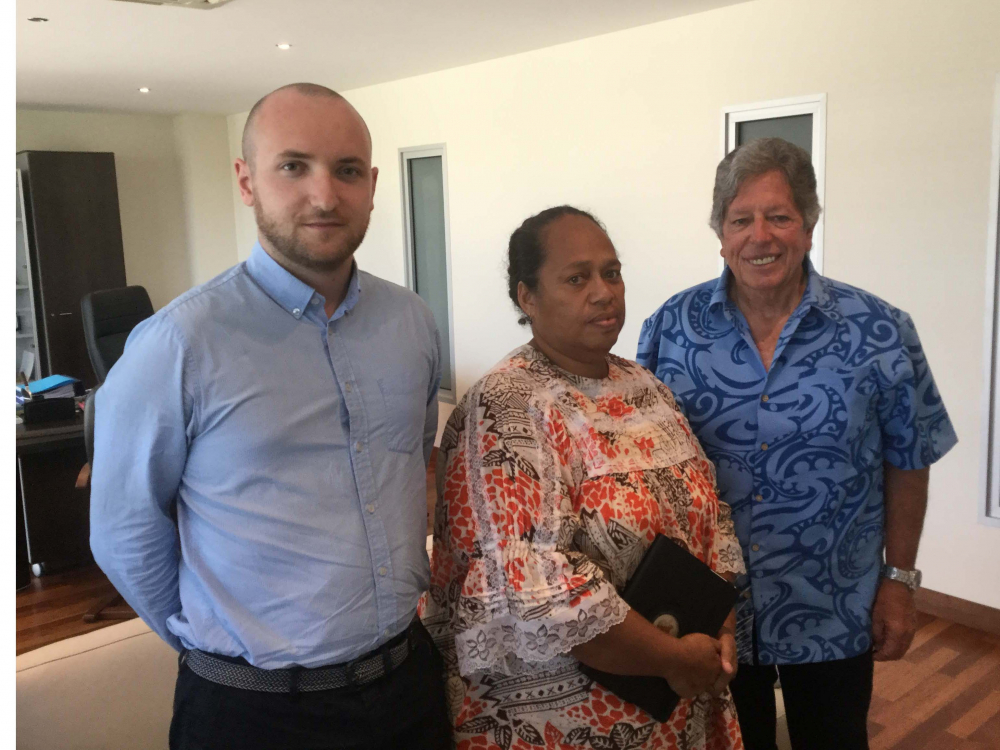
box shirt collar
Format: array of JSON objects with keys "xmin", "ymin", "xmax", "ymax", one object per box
[
  {"xmin": 802, "ymin": 258, "xmax": 842, "ymax": 323},
  {"xmin": 708, "ymin": 255, "xmax": 842, "ymax": 324},
  {"xmin": 245, "ymin": 242, "xmax": 362, "ymax": 322}
]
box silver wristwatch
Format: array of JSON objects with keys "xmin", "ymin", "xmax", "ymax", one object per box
[{"xmin": 881, "ymin": 565, "xmax": 922, "ymax": 591}]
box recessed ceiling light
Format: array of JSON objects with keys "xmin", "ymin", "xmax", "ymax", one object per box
[
  {"xmin": 138, "ymin": 87, "xmax": 150, "ymax": 94},
  {"xmin": 28, "ymin": 17, "xmax": 49, "ymax": 22},
  {"xmin": 276, "ymin": 43, "xmax": 292, "ymax": 50}
]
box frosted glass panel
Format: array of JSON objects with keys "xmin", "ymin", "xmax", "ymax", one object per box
[
  {"xmin": 737, "ymin": 115, "xmax": 813, "ymax": 156},
  {"xmin": 408, "ymin": 156, "xmax": 452, "ymax": 392}
]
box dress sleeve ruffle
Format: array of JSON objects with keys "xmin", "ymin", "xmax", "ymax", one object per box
[
  {"xmin": 712, "ymin": 500, "xmax": 746, "ymax": 578},
  {"xmin": 451, "ymin": 541, "xmax": 630, "ymax": 676}
]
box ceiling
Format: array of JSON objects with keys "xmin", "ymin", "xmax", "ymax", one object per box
[{"xmin": 17, "ymin": 0, "xmax": 751, "ymax": 115}]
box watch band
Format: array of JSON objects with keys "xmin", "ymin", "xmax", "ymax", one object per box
[{"xmin": 881, "ymin": 565, "xmax": 922, "ymax": 591}]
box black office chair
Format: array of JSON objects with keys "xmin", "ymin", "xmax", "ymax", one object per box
[
  {"xmin": 81, "ymin": 286, "xmax": 154, "ymax": 383},
  {"xmin": 79, "ymin": 286, "xmax": 153, "ymax": 623}
]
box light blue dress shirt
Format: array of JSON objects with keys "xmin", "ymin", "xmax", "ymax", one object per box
[
  {"xmin": 637, "ymin": 259, "xmax": 957, "ymax": 665},
  {"xmin": 90, "ymin": 243, "xmax": 441, "ymax": 669}
]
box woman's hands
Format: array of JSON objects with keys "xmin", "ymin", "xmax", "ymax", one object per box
[
  {"xmin": 710, "ymin": 609, "xmax": 738, "ymax": 694},
  {"xmin": 661, "ymin": 610, "xmax": 738, "ymax": 698},
  {"xmin": 711, "ymin": 623, "xmax": 738, "ymax": 695},
  {"xmin": 661, "ymin": 633, "xmax": 725, "ymax": 698},
  {"xmin": 570, "ymin": 607, "xmax": 740, "ymax": 700}
]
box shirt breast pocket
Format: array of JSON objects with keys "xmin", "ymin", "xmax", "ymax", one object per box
[{"xmin": 376, "ymin": 375, "xmax": 426, "ymax": 454}]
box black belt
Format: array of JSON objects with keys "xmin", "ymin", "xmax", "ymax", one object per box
[{"xmin": 183, "ymin": 622, "xmax": 418, "ymax": 694}]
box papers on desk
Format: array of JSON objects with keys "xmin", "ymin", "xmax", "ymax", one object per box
[
  {"xmin": 17, "ymin": 374, "xmax": 81, "ymax": 402},
  {"xmin": 19, "ymin": 351, "xmax": 35, "ymax": 380}
]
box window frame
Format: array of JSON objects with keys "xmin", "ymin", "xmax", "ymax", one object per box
[
  {"xmin": 978, "ymin": 74, "xmax": 1000, "ymax": 526},
  {"xmin": 720, "ymin": 93, "xmax": 828, "ymax": 273},
  {"xmin": 399, "ymin": 144, "xmax": 457, "ymax": 404}
]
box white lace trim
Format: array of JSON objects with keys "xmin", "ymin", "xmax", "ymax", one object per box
[
  {"xmin": 455, "ymin": 582, "xmax": 630, "ymax": 678},
  {"xmin": 713, "ymin": 534, "xmax": 746, "ymax": 578}
]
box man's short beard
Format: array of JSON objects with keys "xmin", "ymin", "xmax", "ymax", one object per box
[{"xmin": 254, "ymin": 201, "xmax": 368, "ymax": 273}]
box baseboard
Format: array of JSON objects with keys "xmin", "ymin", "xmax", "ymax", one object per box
[{"xmin": 915, "ymin": 587, "xmax": 1000, "ymax": 636}]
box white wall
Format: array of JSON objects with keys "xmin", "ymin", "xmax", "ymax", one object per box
[
  {"xmin": 172, "ymin": 114, "xmax": 240, "ymax": 285},
  {"xmin": 227, "ymin": 113, "xmax": 258, "ymax": 261},
  {"xmin": 17, "ymin": 108, "xmax": 237, "ymax": 310},
  {"xmin": 227, "ymin": 0, "xmax": 1000, "ymax": 608}
]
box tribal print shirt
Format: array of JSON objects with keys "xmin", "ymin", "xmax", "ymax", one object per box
[
  {"xmin": 422, "ymin": 345, "xmax": 745, "ymax": 750},
  {"xmin": 637, "ymin": 259, "xmax": 957, "ymax": 665}
]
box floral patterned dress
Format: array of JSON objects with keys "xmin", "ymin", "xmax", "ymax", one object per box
[{"xmin": 421, "ymin": 345, "xmax": 745, "ymax": 750}]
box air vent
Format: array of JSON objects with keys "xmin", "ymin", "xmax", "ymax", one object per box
[{"xmin": 112, "ymin": 0, "xmax": 237, "ymax": 9}]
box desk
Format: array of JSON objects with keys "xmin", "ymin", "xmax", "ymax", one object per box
[{"xmin": 16, "ymin": 414, "xmax": 92, "ymax": 578}]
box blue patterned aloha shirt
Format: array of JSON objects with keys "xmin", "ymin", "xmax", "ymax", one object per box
[{"xmin": 636, "ymin": 258, "xmax": 957, "ymax": 665}]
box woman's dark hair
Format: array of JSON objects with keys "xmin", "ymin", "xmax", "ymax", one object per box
[{"xmin": 506, "ymin": 205, "xmax": 605, "ymax": 325}]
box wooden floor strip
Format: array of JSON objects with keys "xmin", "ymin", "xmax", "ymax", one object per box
[
  {"xmin": 876, "ymin": 646, "xmax": 959, "ymax": 702},
  {"xmin": 887, "ymin": 664, "xmax": 1000, "ymax": 749},
  {"xmin": 872, "ymin": 672, "xmax": 951, "ymax": 733},
  {"xmin": 969, "ymin": 711, "xmax": 1000, "ymax": 745},
  {"xmin": 947, "ymin": 689, "xmax": 1000, "ymax": 739},
  {"xmin": 910, "ymin": 617, "xmax": 955, "ymax": 651},
  {"xmin": 872, "ymin": 649, "xmax": 1000, "ymax": 749}
]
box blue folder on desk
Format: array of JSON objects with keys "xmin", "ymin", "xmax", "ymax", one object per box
[{"xmin": 18, "ymin": 374, "xmax": 81, "ymax": 402}]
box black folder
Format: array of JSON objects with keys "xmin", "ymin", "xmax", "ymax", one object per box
[{"xmin": 579, "ymin": 534, "xmax": 739, "ymax": 722}]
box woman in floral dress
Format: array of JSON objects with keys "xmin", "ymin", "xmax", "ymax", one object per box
[{"xmin": 422, "ymin": 206, "xmax": 745, "ymax": 750}]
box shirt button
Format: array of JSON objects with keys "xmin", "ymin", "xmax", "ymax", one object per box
[
  {"xmin": 377, "ymin": 567, "xmax": 387, "ymax": 577},
  {"xmin": 761, "ymin": 394, "xmax": 769, "ymax": 403},
  {"xmin": 761, "ymin": 442, "xmax": 769, "ymax": 451},
  {"xmin": 755, "ymin": 494, "xmax": 763, "ymax": 502},
  {"xmin": 365, "ymin": 503, "xmax": 376, "ymax": 514},
  {"xmin": 384, "ymin": 628, "xmax": 391, "ymax": 637},
  {"xmin": 310, "ymin": 298, "xmax": 321, "ymax": 306},
  {"xmin": 292, "ymin": 307, "xmax": 301, "ymax": 316},
  {"xmin": 355, "ymin": 442, "xmax": 363, "ymax": 452},
  {"xmin": 752, "ymin": 543, "xmax": 760, "ymax": 552},
  {"xmin": 345, "ymin": 382, "xmax": 352, "ymax": 393}
]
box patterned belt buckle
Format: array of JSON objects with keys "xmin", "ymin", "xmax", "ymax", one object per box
[
  {"xmin": 344, "ymin": 655, "xmax": 364, "ymax": 688},
  {"xmin": 379, "ymin": 642, "xmax": 394, "ymax": 678}
]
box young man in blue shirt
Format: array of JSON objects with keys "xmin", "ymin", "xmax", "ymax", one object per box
[{"xmin": 91, "ymin": 83, "xmax": 449, "ymax": 749}]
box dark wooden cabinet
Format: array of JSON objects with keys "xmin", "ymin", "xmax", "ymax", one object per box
[
  {"xmin": 16, "ymin": 418, "xmax": 92, "ymax": 577},
  {"xmin": 17, "ymin": 151, "xmax": 127, "ymax": 388},
  {"xmin": 16, "ymin": 469, "xmax": 31, "ymax": 589}
]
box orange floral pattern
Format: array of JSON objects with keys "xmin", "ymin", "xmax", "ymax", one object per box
[{"xmin": 421, "ymin": 346, "xmax": 744, "ymax": 750}]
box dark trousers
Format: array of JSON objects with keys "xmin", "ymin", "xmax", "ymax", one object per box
[
  {"xmin": 730, "ymin": 650, "xmax": 874, "ymax": 750},
  {"xmin": 169, "ymin": 622, "xmax": 451, "ymax": 750}
]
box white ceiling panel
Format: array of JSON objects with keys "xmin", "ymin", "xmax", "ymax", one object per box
[{"xmin": 17, "ymin": 0, "xmax": 751, "ymax": 114}]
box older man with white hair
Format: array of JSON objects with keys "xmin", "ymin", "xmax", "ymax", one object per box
[{"xmin": 638, "ymin": 137, "xmax": 957, "ymax": 750}]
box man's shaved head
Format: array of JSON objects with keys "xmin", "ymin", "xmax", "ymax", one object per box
[
  {"xmin": 233, "ymin": 81, "xmax": 379, "ymax": 286},
  {"xmin": 241, "ymin": 83, "xmax": 371, "ymax": 170}
]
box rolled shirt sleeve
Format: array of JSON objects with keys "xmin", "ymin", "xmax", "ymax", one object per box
[
  {"xmin": 877, "ymin": 310, "xmax": 958, "ymax": 469},
  {"xmin": 89, "ymin": 314, "xmax": 195, "ymax": 652}
]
